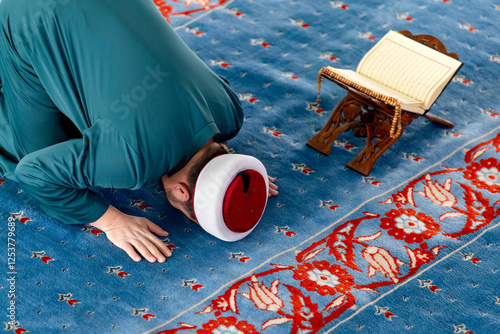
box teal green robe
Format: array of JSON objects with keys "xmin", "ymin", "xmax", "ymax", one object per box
[{"xmin": 0, "ymin": 0, "xmax": 243, "ymax": 224}]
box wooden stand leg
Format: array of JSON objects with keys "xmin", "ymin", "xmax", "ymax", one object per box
[
  {"xmin": 306, "ymin": 96, "xmax": 364, "ymax": 155},
  {"xmin": 345, "ymin": 112, "xmax": 452, "ymax": 175},
  {"xmin": 423, "ymin": 113, "xmax": 454, "ymax": 128},
  {"xmin": 346, "ymin": 120, "xmax": 405, "ymax": 176}
]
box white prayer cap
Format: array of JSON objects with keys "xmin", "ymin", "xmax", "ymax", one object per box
[{"xmin": 192, "ymin": 154, "xmax": 269, "ymax": 242}]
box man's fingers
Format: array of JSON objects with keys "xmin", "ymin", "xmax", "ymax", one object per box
[
  {"xmin": 147, "ymin": 221, "xmax": 169, "ymax": 236},
  {"xmin": 268, "ymin": 178, "xmax": 279, "ymax": 197},
  {"xmin": 118, "ymin": 237, "xmax": 170, "ymax": 263},
  {"xmin": 131, "ymin": 240, "xmax": 158, "ymax": 263},
  {"xmin": 268, "ymin": 189, "xmax": 279, "ymax": 197},
  {"xmin": 120, "ymin": 243, "xmax": 142, "ymax": 262},
  {"xmin": 103, "ymin": 214, "xmax": 173, "ymax": 263},
  {"xmin": 145, "ymin": 223, "xmax": 171, "ymax": 260},
  {"xmin": 141, "ymin": 222, "xmax": 171, "ymax": 261},
  {"xmin": 147, "ymin": 235, "xmax": 172, "ymax": 260},
  {"xmin": 144, "ymin": 240, "xmax": 167, "ymax": 263},
  {"xmin": 268, "ymin": 176, "xmax": 279, "ymax": 197}
]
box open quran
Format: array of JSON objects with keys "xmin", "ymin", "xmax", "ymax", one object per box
[{"xmin": 320, "ymin": 30, "xmax": 463, "ymax": 115}]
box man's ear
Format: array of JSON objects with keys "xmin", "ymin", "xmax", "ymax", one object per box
[{"xmin": 172, "ymin": 183, "xmax": 191, "ymax": 202}]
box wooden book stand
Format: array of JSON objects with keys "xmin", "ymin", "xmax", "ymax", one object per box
[{"xmin": 306, "ymin": 30, "xmax": 460, "ymax": 175}]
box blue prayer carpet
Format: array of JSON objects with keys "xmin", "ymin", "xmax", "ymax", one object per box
[{"xmin": 1, "ymin": 0, "xmax": 499, "ymax": 333}]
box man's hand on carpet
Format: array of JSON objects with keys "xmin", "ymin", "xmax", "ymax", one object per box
[
  {"xmin": 90, "ymin": 205, "xmax": 172, "ymax": 263},
  {"xmin": 268, "ymin": 176, "xmax": 278, "ymax": 197}
]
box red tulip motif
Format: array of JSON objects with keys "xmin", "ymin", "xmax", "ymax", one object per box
[
  {"xmin": 240, "ymin": 275, "xmax": 284, "ymax": 312},
  {"xmin": 416, "ymin": 174, "xmax": 457, "ymax": 207},
  {"xmin": 362, "ymin": 246, "xmax": 406, "ymax": 283}
]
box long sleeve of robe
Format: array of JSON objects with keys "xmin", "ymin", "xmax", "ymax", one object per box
[{"xmin": 0, "ymin": 0, "xmax": 243, "ymax": 224}]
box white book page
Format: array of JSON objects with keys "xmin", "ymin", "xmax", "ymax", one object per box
[
  {"xmin": 325, "ymin": 67, "xmax": 424, "ymax": 113},
  {"xmin": 356, "ymin": 31, "xmax": 461, "ymax": 108}
]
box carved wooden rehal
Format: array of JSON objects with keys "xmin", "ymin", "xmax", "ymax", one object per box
[{"xmin": 306, "ymin": 30, "xmax": 460, "ymax": 175}]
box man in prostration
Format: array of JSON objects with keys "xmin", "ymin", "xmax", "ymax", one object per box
[{"xmin": 0, "ymin": 0, "xmax": 278, "ymax": 263}]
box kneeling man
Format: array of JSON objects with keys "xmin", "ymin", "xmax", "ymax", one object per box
[{"xmin": 0, "ymin": 0, "xmax": 277, "ymax": 263}]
